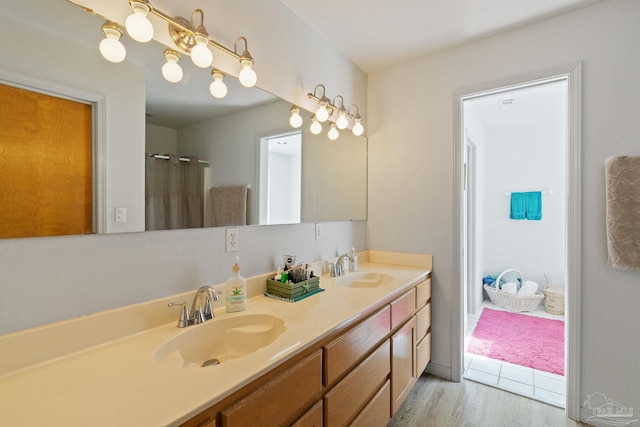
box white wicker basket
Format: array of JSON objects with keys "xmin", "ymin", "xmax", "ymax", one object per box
[{"xmin": 483, "ymin": 269, "xmax": 544, "ymax": 313}]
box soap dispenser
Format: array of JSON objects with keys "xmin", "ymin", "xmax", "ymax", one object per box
[
  {"xmin": 349, "ymin": 247, "xmax": 358, "ymax": 272},
  {"xmin": 226, "ymin": 256, "xmax": 247, "ymax": 313}
]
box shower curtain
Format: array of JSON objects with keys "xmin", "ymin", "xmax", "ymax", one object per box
[{"xmin": 145, "ymin": 154, "xmax": 203, "ymax": 230}]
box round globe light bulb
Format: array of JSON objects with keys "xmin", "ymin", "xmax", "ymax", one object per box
[
  {"xmin": 328, "ymin": 124, "xmax": 339, "ymax": 140},
  {"xmin": 310, "ymin": 118, "xmax": 322, "ymax": 135},
  {"xmin": 238, "ymin": 60, "xmax": 257, "ymax": 87},
  {"xmin": 99, "ymin": 36, "xmax": 126, "ymax": 63},
  {"xmin": 289, "ymin": 109, "xmax": 303, "ymax": 128},
  {"xmin": 209, "ymin": 73, "xmax": 228, "ymax": 99},
  {"xmin": 161, "ymin": 61, "xmax": 183, "ymax": 83},
  {"xmin": 336, "ymin": 112, "xmax": 349, "ymax": 130},
  {"xmin": 191, "ymin": 36, "xmax": 212, "ymax": 68},
  {"xmin": 315, "ymin": 105, "xmax": 329, "ymax": 122},
  {"xmin": 125, "ymin": 8, "xmax": 154, "ymax": 43},
  {"xmin": 352, "ymin": 120, "xmax": 364, "ymax": 136}
]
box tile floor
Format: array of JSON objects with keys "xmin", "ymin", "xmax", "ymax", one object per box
[{"xmin": 464, "ymin": 299, "xmax": 566, "ymax": 408}]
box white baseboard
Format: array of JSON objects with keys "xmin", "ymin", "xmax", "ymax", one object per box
[{"xmin": 425, "ymin": 362, "xmax": 453, "ymax": 381}]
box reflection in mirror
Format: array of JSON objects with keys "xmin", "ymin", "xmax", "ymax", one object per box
[
  {"xmin": 259, "ymin": 131, "xmax": 302, "ymax": 225},
  {"xmin": 0, "ymin": 0, "xmax": 366, "ymax": 239},
  {"xmin": 148, "ymin": 96, "xmax": 367, "ymax": 228}
]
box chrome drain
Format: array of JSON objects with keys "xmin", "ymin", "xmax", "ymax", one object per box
[{"xmin": 202, "ymin": 358, "xmax": 220, "ymax": 367}]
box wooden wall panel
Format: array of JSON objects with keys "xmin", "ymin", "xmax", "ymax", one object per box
[{"xmin": 0, "ymin": 83, "xmax": 92, "ymax": 238}]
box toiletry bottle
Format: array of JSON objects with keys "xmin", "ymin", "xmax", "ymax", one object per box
[
  {"xmin": 349, "ymin": 247, "xmax": 358, "ymax": 272},
  {"xmin": 226, "ymin": 256, "xmax": 247, "ymax": 313}
]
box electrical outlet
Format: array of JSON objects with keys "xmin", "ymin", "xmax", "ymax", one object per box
[
  {"xmin": 226, "ymin": 227, "xmax": 239, "ymax": 252},
  {"xmin": 115, "ymin": 207, "xmax": 126, "ymax": 223},
  {"xmin": 315, "ymin": 222, "xmax": 322, "ymax": 240}
]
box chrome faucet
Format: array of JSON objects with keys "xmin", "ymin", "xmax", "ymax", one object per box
[
  {"xmin": 334, "ymin": 253, "xmax": 354, "ymax": 277},
  {"xmin": 168, "ymin": 285, "xmax": 220, "ymax": 328}
]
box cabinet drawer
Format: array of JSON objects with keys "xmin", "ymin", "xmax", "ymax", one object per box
[
  {"xmin": 391, "ymin": 288, "xmax": 416, "ymax": 330},
  {"xmin": 324, "ymin": 339, "xmax": 391, "ymax": 427},
  {"xmin": 350, "ymin": 379, "xmax": 391, "ymax": 427},
  {"xmin": 324, "ymin": 305, "xmax": 391, "ymax": 386},
  {"xmin": 416, "ymin": 277, "xmax": 431, "ymax": 309},
  {"xmin": 416, "ymin": 331, "xmax": 431, "ymax": 376},
  {"xmin": 416, "ymin": 302, "xmax": 431, "ymax": 342},
  {"xmin": 220, "ymin": 350, "xmax": 322, "ymax": 427},
  {"xmin": 292, "ymin": 401, "xmax": 323, "ymax": 427}
]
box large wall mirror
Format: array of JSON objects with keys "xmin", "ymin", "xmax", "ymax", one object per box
[{"xmin": 0, "ymin": 0, "xmax": 366, "ymax": 239}]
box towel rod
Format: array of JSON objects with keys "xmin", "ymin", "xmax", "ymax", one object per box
[
  {"xmin": 146, "ymin": 154, "xmax": 210, "ymax": 165},
  {"xmin": 504, "ymin": 190, "xmax": 552, "ymax": 196}
]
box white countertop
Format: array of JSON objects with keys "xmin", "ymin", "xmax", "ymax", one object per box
[{"xmin": 0, "ymin": 260, "xmax": 430, "ymax": 426}]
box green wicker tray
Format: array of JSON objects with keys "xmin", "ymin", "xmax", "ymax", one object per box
[
  {"xmin": 264, "ymin": 287, "xmax": 325, "ymax": 303},
  {"xmin": 266, "ymin": 275, "xmax": 320, "ymax": 298}
]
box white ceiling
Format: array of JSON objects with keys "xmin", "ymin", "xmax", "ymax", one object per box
[{"xmin": 279, "ymin": 0, "xmax": 605, "ymax": 73}]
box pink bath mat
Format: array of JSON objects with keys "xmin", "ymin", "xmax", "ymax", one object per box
[{"xmin": 467, "ymin": 308, "xmax": 564, "ymax": 375}]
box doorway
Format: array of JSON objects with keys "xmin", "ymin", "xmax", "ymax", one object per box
[
  {"xmin": 463, "ymin": 79, "xmax": 568, "ymax": 407},
  {"xmin": 258, "ymin": 131, "xmax": 302, "ymax": 225},
  {"xmin": 453, "ymin": 64, "xmax": 582, "ymax": 419}
]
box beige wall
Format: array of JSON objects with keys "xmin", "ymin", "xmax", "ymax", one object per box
[{"xmin": 368, "ymin": 0, "xmax": 640, "ymax": 417}]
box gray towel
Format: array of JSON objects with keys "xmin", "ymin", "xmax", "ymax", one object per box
[
  {"xmin": 209, "ymin": 186, "xmax": 248, "ymax": 227},
  {"xmin": 605, "ymin": 156, "xmax": 640, "ymax": 271}
]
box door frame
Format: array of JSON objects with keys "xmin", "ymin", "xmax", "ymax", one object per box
[{"xmin": 452, "ymin": 63, "xmax": 582, "ymax": 419}]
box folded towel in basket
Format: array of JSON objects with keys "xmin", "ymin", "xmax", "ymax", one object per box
[
  {"xmin": 501, "ymin": 282, "xmax": 518, "ymax": 295},
  {"xmin": 518, "ymin": 281, "xmax": 539, "ymax": 296}
]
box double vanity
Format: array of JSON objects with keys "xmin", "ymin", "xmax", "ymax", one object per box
[{"xmin": 0, "ymin": 251, "xmax": 432, "ymax": 426}]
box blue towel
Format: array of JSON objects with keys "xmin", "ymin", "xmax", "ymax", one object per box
[
  {"xmin": 525, "ymin": 191, "xmax": 542, "ymax": 220},
  {"xmin": 510, "ymin": 192, "xmax": 526, "ymax": 220}
]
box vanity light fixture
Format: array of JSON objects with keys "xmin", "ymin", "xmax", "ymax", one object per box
[
  {"xmin": 125, "ymin": 0, "xmax": 154, "ymax": 43},
  {"xmin": 99, "ymin": 21, "xmax": 126, "ymax": 63},
  {"xmin": 307, "ymin": 84, "xmax": 366, "ymax": 136},
  {"xmin": 161, "ymin": 49, "xmax": 183, "ymax": 83},
  {"xmin": 209, "ymin": 70, "xmax": 228, "ymax": 98},
  {"xmin": 327, "ymin": 123, "xmax": 339, "ymax": 140},
  {"xmin": 188, "ymin": 10, "xmax": 213, "ymax": 68},
  {"xmin": 289, "ymin": 106, "xmax": 303, "ymax": 128},
  {"xmin": 234, "ymin": 37, "xmax": 257, "ymax": 87},
  {"xmin": 349, "ymin": 104, "xmax": 364, "ymax": 136},
  {"xmin": 310, "ymin": 115, "xmax": 322, "ymax": 135},
  {"xmin": 333, "ymin": 95, "xmax": 349, "ymax": 130},
  {"xmin": 310, "ymin": 84, "xmax": 331, "ymax": 123},
  {"xmin": 98, "ymin": 0, "xmax": 257, "ymax": 95}
]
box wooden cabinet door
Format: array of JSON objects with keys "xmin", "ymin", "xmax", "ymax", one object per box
[
  {"xmin": 0, "ymin": 83, "xmax": 93, "ymax": 238},
  {"xmin": 391, "ymin": 317, "xmax": 416, "ymax": 415}
]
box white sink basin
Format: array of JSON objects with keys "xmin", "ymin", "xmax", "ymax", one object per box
[
  {"xmin": 153, "ymin": 313, "xmax": 286, "ymax": 368},
  {"xmin": 335, "ymin": 272, "xmax": 393, "ymax": 288}
]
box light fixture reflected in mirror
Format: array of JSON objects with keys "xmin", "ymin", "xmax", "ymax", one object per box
[
  {"xmin": 125, "ymin": 0, "xmax": 154, "ymax": 43},
  {"xmin": 307, "ymin": 84, "xmax": 366, "ymax": 137},
  {"xmin": 99, "ymin": 21, "xmax": 126, "ymax": 63},
  {"xmin": 328, "ymin": 123, "xmax": 339, "ymax": 140},
  {"xmin": 161, "ymin": 49, "xmax": 183, "ymax": 82},
  {"xmin": 209, "ymin": 70, "xmax": 227, "ymax": 98},
  {"xmin": 310, "ymin": 115, "xmax": 322, "ymax": 134},
  {"xmin": 289, "ymin": 106, "xmax": 303, "ymax": 128}
]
